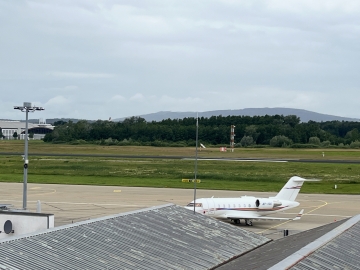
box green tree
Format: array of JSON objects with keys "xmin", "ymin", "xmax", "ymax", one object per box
[
  {"xmin": 350, "ymin": 140, "xmax": 360, "ymax": 149},
  {"xmin": 244, "ymin": 125, "xmax": 260, "ymax": 142},
  {"xmin": 284, "ymin": 115, "xmax": 300, "ymax": 128},
  {"xmin": 239, "ymin": 136, "xmax": 254, "ymax": 147},
  {"xmin": 13, "ymin": 132, "xmax": 18, "ymax": 140},
  {"xmin": 0, "ymin": 128, "xmax": 4, "ymax": 139},
  {"xmin": 29, "ymin": 133, "xmax": 34, "ymax": 139},
  {"xmin": 345, "ymin": 128, "xmax": 360, "ymax": 144},
  {"xmin": 308, "ymin": 136, "xmax": 321, "ymax": 145},
  {"xmin": 54, "ymin": 120, "xmax": 67, "ymax": 126},
  {"xmin": 270, "ymin": 135, "xmax": 293, "ymax": 147},
  {"xmin": 321, "ymin": 140, "xmax": 331, "ymax": 147}
]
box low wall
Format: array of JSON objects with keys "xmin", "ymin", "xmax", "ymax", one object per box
[{"xmin": 0, "ymin": 211, "xmax": 54, "ymax": 240}]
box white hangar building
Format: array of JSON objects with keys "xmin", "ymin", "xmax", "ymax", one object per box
[{"xmin": 0, "ymin": 120, "xmax": 54, "ymax": 140}]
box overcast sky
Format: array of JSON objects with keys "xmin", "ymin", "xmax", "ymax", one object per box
[{"xmin": 1, "ymin": 0, "xmax": 360, "ymax": 121}]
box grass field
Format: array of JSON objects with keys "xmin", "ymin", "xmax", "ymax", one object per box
[{"xmin": 1, "ymin": 140, "xmax": 360, "ymax": 194}]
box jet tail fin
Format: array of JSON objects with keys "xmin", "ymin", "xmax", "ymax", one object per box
[{"xmin": 275, "ymin": 176, "xmax": 319, "ymax": 201}]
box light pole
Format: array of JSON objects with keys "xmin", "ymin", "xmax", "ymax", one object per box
[
  {"xmin": 14, "ymin": 102, "xmax": 44, "ymax": 210},
  {"xmin": 193, "ymin": 113, "xmax": 198, "ymax": 214}
]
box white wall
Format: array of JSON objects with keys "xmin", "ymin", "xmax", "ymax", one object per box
[{"xmin": 0, "ymin": 212, "xmax": 54, "ymax": 240}]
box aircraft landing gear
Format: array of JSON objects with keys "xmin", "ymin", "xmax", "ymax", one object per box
[
  {"xmin": 233, "ymin": 219, "xmax": 240, "ymax": 225},
  {"xmin": 245, "ymin": 219, "xmax": 253, "ymax": 226}
]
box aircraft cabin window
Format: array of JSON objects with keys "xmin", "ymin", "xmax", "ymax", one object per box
[{"xmin": 248, "ymin": 204, "xmax": 251, "ymax": 207}]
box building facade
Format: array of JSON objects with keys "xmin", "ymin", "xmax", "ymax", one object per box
[{"xmin": 0, "ymin": 120, "xmax": 54, "ymax": 140}]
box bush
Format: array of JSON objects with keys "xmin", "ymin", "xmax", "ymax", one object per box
[
  {"xmin": 336, "ymin": 143, "xmax": 349, "ymax": 149},
  {"xmin": 150, "ymin": 140, "xmax": 169, "ymax": 147},
  {"xmin": 52, "ymin": 140, "xmax": 66, "ymax": 144},
  {"xmin": 308, "ymin": 137, "xmax": 321, "ymax": 145},
  {"xmin": 117, "ymin": 139, "xmax": 131, "ymax": 146},
  {"xmin": 251, "ymin": 144, "xmax": 268, "ymax": 148},
  {"xmin": 169, "ymin": 142, "xmax": 188, "ymax": 147},
  {"xmin": 291, "ymin": 144, "xmax": 319, "ymax": 149},
  {"xmin": 270, "ymin": 135, "xmax": 293, "ymax": 147},
  {"xmin": 101, "ymin": 138, "xmax": 118, "ymax": 145},
  {"xmin": 69, "ymin": 139, "xmax": 87, "ymax": 145},
  {"xmin": 239, "ymin": 136, "xmax": 254, "ymax": 147},
  {"xmin": 350, "ymin": 140, "xmax": 360, "ymax": 149},
  {"xmin": 321, "ymin": 140, "xmax": 331, "ymax": 147}
]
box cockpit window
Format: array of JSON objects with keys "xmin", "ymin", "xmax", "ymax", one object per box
[{"xmin": 186, "ymin": 203, "xmax": 202, "ymax": 207}]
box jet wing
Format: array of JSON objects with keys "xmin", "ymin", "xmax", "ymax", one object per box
[{"xmin": 226, "ymin": 209, "xmax": 304, "ymax": 221}]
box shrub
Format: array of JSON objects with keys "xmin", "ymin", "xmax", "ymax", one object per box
[
  {"xmin": 151, "ymin": 140, "xmax": 169, "ymax": 147},
  {"xmin": 308, "ymin": 137, "xmax": 321, "ymax": 145},
  {"xmin": 291, "ymin": 144, "xmax": 319, "ymax": 149},
  {"xmin": 350, "ymin": 140, "xmax": 360, "ymax": 149},
  {"xmin": 270, "ymin": 135, "xmax": 293, "ymax": 147},
  {"xmin": 321, "ymin": 140, "xmax": 331, "ymax": 147},
  {"xmin": 239, "ymin": 136, "xmax": 254, "ymax": 147}
]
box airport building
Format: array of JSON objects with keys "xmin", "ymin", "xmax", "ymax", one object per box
[{"xmin": 0, "ymin": 120, "xmax": 54, "ymax": 140}]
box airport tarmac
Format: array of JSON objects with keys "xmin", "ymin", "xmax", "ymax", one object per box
[{"xmin": 1, "ymin": 182, "xmax": 359, "ymax": 239}]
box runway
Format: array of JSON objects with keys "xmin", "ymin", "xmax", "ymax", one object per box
[{"xmin": 1, "ymin": 182, "xmax": 359, "ymax": 239}]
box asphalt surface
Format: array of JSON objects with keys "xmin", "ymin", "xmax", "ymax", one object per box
[{"xmin": 1, "ymin": 182, "xmax": 359, "ymax": 240}]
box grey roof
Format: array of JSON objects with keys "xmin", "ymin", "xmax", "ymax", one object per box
[
  {"xmin": 0, "ymin": 120, "xmax": 32, "ymax": 129},
  {"xmin": 0, "ymin": 120, "xmax": 53, "ymax": 130},
  {"xmin": 0, "ymin": 204, "xmax": 270, "ymax": 270},
  {"xmin": 216, "ymin": 219, "xmax": 348, "ymax": 270},
  {"xmin": 288, "ymin": 215, "xmax": 360, "ymax": 270}
]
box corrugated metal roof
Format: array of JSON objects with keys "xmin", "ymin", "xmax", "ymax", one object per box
[
  {"xmin": 289, "ymin": 216, "xmax": 360, "ymax": 270},
  {"xmin": 0, "ymin": 204, "xmax": 270, "ymax": 270},
  {"xmin": 216, "ymin": 219, "xmax": 348, "ymax": 270},
  {"xmin": 264, "ymin": 215, "xmax": 360, "ymax": 270}
]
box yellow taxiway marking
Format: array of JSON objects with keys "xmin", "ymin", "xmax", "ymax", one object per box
[
  {"xmin": 305, "ymin": 200, "xmax": 328, "ymax": 215},
  {"xmin": 30, "ymin": 189, "xmax": 57, "ymax": 196},
  {"xmin": 257, "ymin": 200, "xmax": 329, "ymax": 235},
  {"xmin": 113, "ymin": 190, "xmax": 122, "ymax": 193}
]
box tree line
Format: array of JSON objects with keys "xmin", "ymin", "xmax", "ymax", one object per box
[{"xmin": 43, "ymin": 115, "xmax": 360, "ymax": 148}]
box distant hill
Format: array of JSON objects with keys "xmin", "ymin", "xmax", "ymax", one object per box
[
  {"xmin": 4, "ymin": 108, "xmax": 358, "ymax": 124},
  {"xmin": 114, "ymin": 108, "xmax": 360, "ymax": 123},
  {"xmin": 1, "ymin": 118, "xmax": 88, "ymax": 125}
]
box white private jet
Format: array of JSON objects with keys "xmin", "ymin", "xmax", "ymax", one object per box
[{"xmin": 185, "ymin": 176, "xmax": 307, "ymax": 226}]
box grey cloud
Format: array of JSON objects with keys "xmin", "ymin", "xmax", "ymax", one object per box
[{"xmin": 1, "ymin": 0, "xmax": 360, "ymax": 120}]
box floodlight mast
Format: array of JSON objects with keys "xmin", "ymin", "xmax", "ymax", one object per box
[{"xmin": 14, "ymin": 102, "xmax": 44, "ymax": 210}]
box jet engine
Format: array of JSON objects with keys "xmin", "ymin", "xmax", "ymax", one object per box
[{"xmin": 255, "ymin": 199, "xmax": 282, "ymax": 209}]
